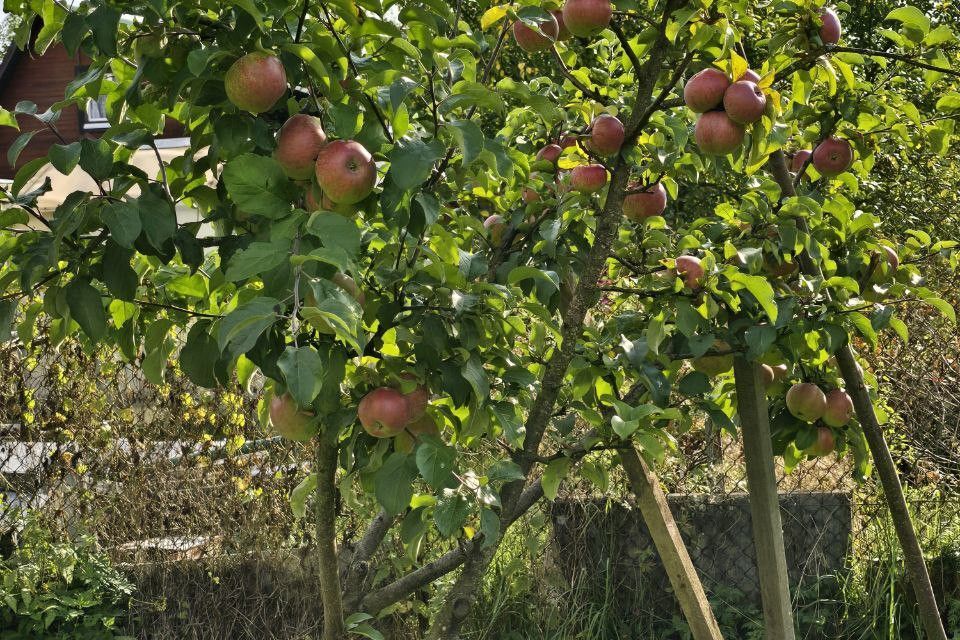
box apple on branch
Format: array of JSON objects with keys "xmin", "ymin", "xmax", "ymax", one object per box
[
  {"xmin": 315, "ymin": 140, "xmax": 377, "ymax": 205},
  {"xmin": 225, "ymin": 51, "xmax": 287, "ymax": 114},
  {"xmin": 275, "ymin": 114, "xmax": 327, "ymax": 180}
]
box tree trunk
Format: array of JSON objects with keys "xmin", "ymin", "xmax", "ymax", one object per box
[
  {"xmin": 768, "ymin": 150, "xmax": 947, "ymax": 640},
  {"xmin": 316, "ymin": 433, "xmax": 346, "ymax": 640}
]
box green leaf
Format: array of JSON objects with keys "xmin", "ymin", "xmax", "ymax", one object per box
[
  {"xmin": 180, "ymin": 321, "xmax": 221, "ymax": 388},
  {"xmin": 225, "ymin": 240, "xmax": 291, "ymax": 282},
  {"xmin": 87, "ymin": 4, "xmax": 121, "ymax": 55},
  {"xmin": 541, "ymin": 458, "xmax": 572, "ymax": 501},
  {"xmin": 302, "ymin": 281, "xmax": 366, "ymax": 354},
  {"xmin": 49, "ymin": 141, "xmax": 81, "ymax": 175},
  {"xmin": 480, "ymin": 5, "xmax": 509, "ymax": 29},
  {"xmin": 102, "ymin": 241, "xmax": 137, "ymax": 301},
  {"xmin": 935, "ymin": 92, "xmax": 960, "ymax": 112},
  {"xmin": 282, "ymin": 43, "xmax": 340, "ymax": 99},
  {"xmin": 231, "ymin": 0, "xmax": 264, "ymax": 29},
  {"xmin": 65, "ymin": 280, "xmax": 108, "ymax": 341},
  {"xmin": 446, "ymin": 120, "xmax": 484, "ymax": 167},
  {"xmin": 415, "ymin": 437, "xmax": 456, "ymax": 488},
  {"xmin": 507, "ymin": 266, "xmax": 560, "ymax": 292},
  {"xmin": 166, "ymin": 274, "xmax": 207, "ymax": 298},
  {"xmin": 726, "ymin": 271, "xmax": 778, "ymax": 322},
  {"xmin": 277, "ymin": 346, "xmax": 324, "ymax": 407},
  {"xmin": 434, "ymin": 491, "xmax": 470, "ymax": 537},
  {"xmin": 387, "ymin": 139, "xmax": 445, "ymax": 190},
  {"xmin": 217, "ymin": 297, "xmax": 279, "ymax": 353},
  {"xmin": 223, "ymin": 154, "xmax": 295, "ymax": 219},
  {"xmin": 923, "ymin": 297, "xmax": 956, "ymax": 324},
  {"xmin": 290, "ymin": 473, "xmax": 317, "ymax": 519},
  {"xmin": 12, "ymin": 157, "xmax": 48, "ymax": 196},
  {"xmin": 885, "ymin": 6, "xmax": 930, "ymax": 35},
  {"xmin": 487, "ymin": 459, "xmax": 525, "ymax": 484},
  {"xmin": 0, "ymin": 107, "xmax": 18, "ymax": 130},
  {"xmin": 79, "ymin": 138, "xmax": 114, "ymax": 182},
  {"xmin": 307, "ymin": 212, "xmax": 361, "ymax": 258},
  {"xmin": 7, "ymin": 131, "xmax": 36, "ymax": 166},
  {"xmin": 375, "ymin": 453, "xmax": 417, "ymax": 515},
  {"xmin": 461, "ymin": 355, "xmax": 489, "ymax": 405},
  {"xmin": 101, "ymin": 201, "xmax": 142, "ymax": 248},
  {"xmin": 137, "ymin": 185, "xmax": 177, "ymax": 251}
]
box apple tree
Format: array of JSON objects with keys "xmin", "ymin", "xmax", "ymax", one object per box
[{"xmin": 0, "ymin": 0, "xmax": 957, "ymax": 638}]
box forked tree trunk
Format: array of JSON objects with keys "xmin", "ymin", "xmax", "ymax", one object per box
[{"xmin": 768, "ymin": 150, "xmax": 947, "ymax": 640}]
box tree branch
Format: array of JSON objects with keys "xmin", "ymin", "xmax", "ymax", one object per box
[
  {"xmin": 550, "ymin": 46, "xmax": 606, "ymax": 103},
  {"xmin": 829, "ymin": 45, "xmax": 960, "ymax": 78}
]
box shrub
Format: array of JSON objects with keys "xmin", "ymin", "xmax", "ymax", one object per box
[{"xmin": 0, "ymin": 512, "xmax": 134, "ymax": 639}]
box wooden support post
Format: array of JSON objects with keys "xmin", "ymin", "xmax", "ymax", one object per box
[
  {"xmin": 733, "ymin": 356, "xmax": 796, "ymax": 640},
  {"xmin": 619, "ymin": 446, "xmax": 724, "ymax": 640},
  {"xmin": 836, "ymin": 346, "xmax": 948, "ymax": 640},
  {"xmin": 768, "ymin": 150, "xmax": 947, "ymax": 640}
]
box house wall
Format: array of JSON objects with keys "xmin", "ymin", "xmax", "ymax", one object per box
[
  {"xmin": 0, "ymin": 44, "xmax": 84, "ymax": 180},
  {"xmin": 0, "ymin": 44, "xmax": 185, "ymax": 181}
]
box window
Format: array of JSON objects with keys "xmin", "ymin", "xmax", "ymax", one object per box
[{"xmin": 82, "ymin": 94, "xmax": 109, "ymax": 131}]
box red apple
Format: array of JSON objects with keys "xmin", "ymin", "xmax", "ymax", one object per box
[
  {"xmin": 791, "ymin": 149, "xmax": 812, "ymax": 174},
  {"xmin": 395, "ymin": 413, "xmax": 441, "ymax": 454},
  {"xmin": 522, "ymin": 187, "xmax": 540, "ymax": 203},
  {"xmin": 570, "ymin": 164, "xmax": 607, "ymax": 193},
  {"xmin": 225, "ymin": 52, "xmax": 287, "ymax": 114},
  {"xmin": 358, "ymin": 387, "xmax": 411, "ymax": 438},
  {"xmin": 812, "ymin": 137, "xmax": 853, "ymax": 176},
  {"xmin": 623, "ymin": 183, "xmax": 667, "ymax": 221},
  {"xmin": 552, "ymin": 10, "xmax": 571, "ymax": 40},
  {"xmin": 738, "ymin": 69, "xmax": 762, "ymax": 83},
  {"xmin": 590, "ymin": 114, "xmax": 625, "ymax": 156},
  {"xmin": 770, "ymin": 363, "xmax": 789, "ymax": 382},
  {"xmin": 723, "ymin": 80, "xmax": 766, "ymax": 124},
  {"xmin": 683, "ymin": 68, "xmax": 730, "ymax": 113},
  {"xmin": 275, "ymin": 114, "xmax": 327, "ymax": 180},
  {"xmin": 536, "ymin": 143, "xmax": 563, "ymax": 167},
  {"xmin": 822, "ymin": 389, "xmax": 853, "ymax": 427},
  {"xmin": 561, "ymin": 0, "xmax": 612, "ymax": 38},
  {"xmin": 786, "ymin": 382, "xmax": 827, "ymax": 422},
  {"xmin": 694, "ymin": 111, "xmax": 745, "ymax": 155},
  {"xmin": 558, "ymin": 135, "xmax": 578, "ymax": 149},
  {"xmin": 315, "ymin": 139, "xmax": 376, "ymax": 204},
  {"xmin": 513, "ymin": 14, "xmax": 559, "ymax": 53},
  {"xmin": 269, "ymin": 393, "xmax": 318, "ymax": 441},
  {"xmin": 819, "ymin": 8, "xmax": 842, "ymax": 45},
  {"xmin": 675, "ymin": 255, "xmax": 705, "ymax": 290},
  {"xmin": 808, "ymin": 426, "xmax": 836, "ymax": 456},
  {"xmin": 484, "ymin": 214, "xmax": 507, "ymax": 244}
]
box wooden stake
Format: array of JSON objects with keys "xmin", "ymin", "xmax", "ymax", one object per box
[
  {"xmin": 619, "ymin": 446, "xmax": 724, "ymax": 640},
  {"xmin": 733, "ymin": 356, "xmax": 797, "ymax": 640}
]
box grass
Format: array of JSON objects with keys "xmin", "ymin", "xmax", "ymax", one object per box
[{"xmin": 459, "ymin": 490, "xmax": 960, "ymax": 640}]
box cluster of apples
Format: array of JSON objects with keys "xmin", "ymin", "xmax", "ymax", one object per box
[
  {"xmin": 786, "ymin": 382, "xmax": 854, "ymax": 456},
  {"xmin": 512, "ymin": 0, "xmax": 613, "ymax": 52},
  {"xmin": 684, "ymin": 67, "xmax": 767, "ymax": 155},
  {"xmin": 358, "ymin": 377, "xmax": 440, "ymax": 452},
  {"xmin": 224, "ymin": 52, "xmax": 377, "ymax": 207}
]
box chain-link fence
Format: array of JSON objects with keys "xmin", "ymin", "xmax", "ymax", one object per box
[{"xmin": 1, "ymin": 302, "xmax": 959, "ymax": 638}]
